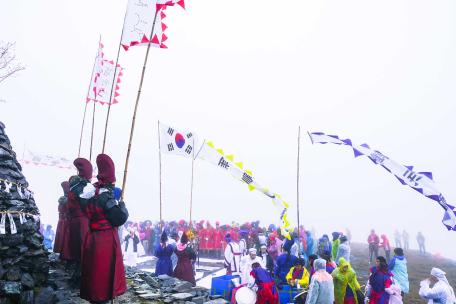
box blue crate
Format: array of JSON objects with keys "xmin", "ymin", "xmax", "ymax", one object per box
[
  {"xmin": 278, "ymin": 285, "xmax": 299, "ymax": 304},
  {"xmin": 210, "ymin": 275, "xmax": 238, "ymax": 300}
]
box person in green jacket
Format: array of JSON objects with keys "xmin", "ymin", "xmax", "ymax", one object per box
[
  {"xmin": 332, "ymin": 257, "xmax": 362, "ymax": 304},
  {"xmin": 331, "ymin": 232, "xmax": 341, "ymax": 262}
]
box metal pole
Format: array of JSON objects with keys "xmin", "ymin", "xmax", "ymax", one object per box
[
  {"xmin": 158, "ymin": 121, "xmax": 163, "ymax": 229},
  {"xmin": 189, "ymin": 146, "xmax": 195, "ymax": 226},
  {"xmin": 120, "ymin": 10, "xmax": 159, "ymax": 202},
  {"xmin": 297, "ymin": 126, "xmax": 301, "ymax": 252}
]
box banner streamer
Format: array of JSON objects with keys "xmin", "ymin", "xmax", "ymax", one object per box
[
  {"xmin": 308, "ymin": 131, "xmax": 456, "ymax": 231},
  {"xmin": 159, "ymin": 123, "xmax": 291, "ymax": 238}
]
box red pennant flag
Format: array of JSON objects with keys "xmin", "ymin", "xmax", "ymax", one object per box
[
  {"xmin": 161, "ymin": 11, "xmax": 166, "ymax": 19},
  {"xmin": 151, "ymin": 34, "xmax": 160, "ymax": 45},
  {"xmin": 162, "ymin": 22, "xmax": 168, "ymax": 31},
  {"xmin": 160, "ymin": 44, "xmax": 168, "ymax": 49},
  {"xmin": 115, "ymin": 85, "xmax": 120, "ymax": 90},
  {"xmin": 122, "ymin": 44, "xmax": 129, "ymax": 51},
  {"xmin": 177, "ymin": 0, "xmax": 185, "ymax": 9},
  {"xmin": 112, "ymin": 99, "xmax": 119, "ymax": 104},
  {"xmin": 141, "ymin": 34, "xmax": 150, "ymax": 44},
  {"xmin": 86, "ymin": 97, "xmax": 91, "ymax": 103},
  {"xmin": 162, "ymin": 34, "xmax": 168, "ymax": 42},
  {"xmin": 114, "ymin": 92, "xmax": 120, "ymax": 97},
  {"xmin": 117, "ymin": 78, "xmax": 122, "ymax": 83}
]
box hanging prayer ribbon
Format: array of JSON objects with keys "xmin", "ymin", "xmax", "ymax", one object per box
[
  {"xmin": 0, "ymin": 214, "xmax": 6, "ymax": 234},
  {"xmin": 7, "ymin": 213, "xmax": 17, "ymax": 234}
]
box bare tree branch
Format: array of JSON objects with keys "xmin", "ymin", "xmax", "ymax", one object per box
[{"xmin": 0, "ymin": 41, "xmax": 25, "ymax": 84}]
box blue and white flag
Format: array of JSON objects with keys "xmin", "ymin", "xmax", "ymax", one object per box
[{"xmin": 308, "ymin": 131, "xmax": 456, "ymax": 231}]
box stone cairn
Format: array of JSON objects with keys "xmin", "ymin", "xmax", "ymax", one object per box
[{"xmin": 0, "ymin": 122, "xmax": 49, "ymax": 303}]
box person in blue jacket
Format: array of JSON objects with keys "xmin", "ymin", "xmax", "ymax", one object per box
[
  {"xmin": 274, "ymin": 238, "xmax": 298, "ymax": 285},
  {"xmin": 306, "ymin": 231, "xmax": 315, "ymax": 257},
  {"xmin": 388, "ymin": 247, "xmax": 409, "ymax": 295},
  {"xmin": 154, "ymin": 232, "xmax": 174, "ymax": 276}
]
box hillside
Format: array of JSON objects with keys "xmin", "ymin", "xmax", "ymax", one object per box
[{"xmin": 349, "ymin": 243, "xmax": 456, "ymax": 303}]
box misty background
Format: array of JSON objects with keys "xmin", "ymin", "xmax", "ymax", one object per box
[{"xmin": 1, "ymin": 1, "xmax": 456, "ymax": 259}]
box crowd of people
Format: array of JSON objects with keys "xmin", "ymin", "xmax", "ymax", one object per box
[
  {"xmin": 44, "ymin": 155, "xmax": 453, "ymax": 304},
  {"xmin": 114, "ymin": 220, "xmax": 454, "ymax": 304}
]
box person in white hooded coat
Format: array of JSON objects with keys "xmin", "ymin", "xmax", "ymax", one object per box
[
  {"xmin": 122, "ymin": 228, "xmax": 145, "ymax": 267},
  {"xmin": 240, "ymin": 248, "xmax": 264, "ymax": 284},
  {"xmin": 419, "ymin": 267, "xmax": 456, "ymax": 304}
]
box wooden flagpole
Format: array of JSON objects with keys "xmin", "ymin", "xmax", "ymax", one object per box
[
  {"xmin": 101, "ymin": 8, "xmax": 129, "ymax": 154},
  {"xmin": 78, "ymin": 37, "xmax": 100, "ymax": 157},
  {"xmin": 296, "ymin": 126, "xmax": 301, "ymax": 252},
  {"xmin": 120, "ymin": 10, "xmax": 159, "ymax": 202},
  {"xmin": 158, "ymin": 121, "xmax": 163, "ymax": 230},
  {"xmin": 89, "ymin": 101, "xmax": 96, "ymax": 162}
]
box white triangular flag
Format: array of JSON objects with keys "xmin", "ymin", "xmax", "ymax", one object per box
[
  {"xmin": 7, "ymin": 214, "xmax": 17, "ymax": 234},
  {"xmin": 0, "ymin": 214, "xmax": 6, "ymax": 234},
  {"xmin": 5, "ymin": 181, "xmax": 12, "ymax": 193},
  {"xmin": 19, "ymin": 213, "xmax": 24, "ymax": 224}
]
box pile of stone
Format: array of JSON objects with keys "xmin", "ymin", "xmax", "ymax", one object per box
[
  {"xmin": 0, "ymin": 122, "xmax": 50, "ymax": 303},
  {"xmin": 126, "ymin": 268, "xmax": 229, "ymax": 304}
]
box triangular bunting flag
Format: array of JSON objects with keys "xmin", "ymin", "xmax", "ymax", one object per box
[
  {"xmin": 235, "ymin": 162, "xmax": 243, "ymax": 169},
  {"xmin": 226, "ymin": 155, "xmax": 234, "ymax": 162}
]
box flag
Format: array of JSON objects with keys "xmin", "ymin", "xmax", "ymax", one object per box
[
  {"xmin": 20, "ymin": 149, "xmax": 73, "ymax": 170},
  {"xmin": 196, "ymin": 140, "xmax": 291, "ymax": 238},
  {"xmin": 87, "ymin": 41, "xmax": 123, "ymax": 105},
  {"xmin": 159, "ymin": 122, "xmax": 198, "ymax": 158},
  {"xmin": 308, "ymin": 131, "xmax": 456, "ymax": 231},
  {"xmin": 121, "ymin": 0, "xmax": 184, "ymax": 51}
]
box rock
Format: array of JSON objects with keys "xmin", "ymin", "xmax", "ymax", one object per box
[
  {"xmin": 0, "ymin": 280, "xmax": 22, "ymax": 295},
  {"xmin": 204, "ymin": 299, "xmax": 229, "ymax": 304},
  {"xmin": 173, "ymin": 281, "xmax": 193, "ymax": 292},
  {"xmin": 192, "ymin": 295, "xmax": 207, "ymax": 304},
  {"xmin": 158, "ymin": 274, "xmax": 173, "ymax": 280},
  {"xmin": 0, "ymin": 234, "xmax": 23, "ymax": 247},
  {"xmin": 138, "ymin": 292, "xmax": 161, "ymax": 300},
  {"xmin": 19, "ymin": 290, "xmax": 34, "ymax": 304},
  {"xmin": 6, "ymin": 267, "xmax": 21, "ymax": 281},
  {"xmin": 34, "ymin": 287, "xmax": 55, "ymax": 303},
  {"xmin": 0, "ymin": 265, "xmax": 5, "ymax": 279},
  {"xmin": 20, "ymin": 273, "xmax": 34, "ymax": 289},
  {"xmin": 172, "ymin": 292, "xmax": 194, "ymax": 301}
]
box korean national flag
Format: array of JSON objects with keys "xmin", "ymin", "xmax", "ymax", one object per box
[{"xmin": 159, "ymin": 122, "xmax": 198, "ymax": 158}]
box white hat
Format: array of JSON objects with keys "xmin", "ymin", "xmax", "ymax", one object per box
[{"xmin": 248, "ymin": 248, "xmax": 257, "ymax": 254}]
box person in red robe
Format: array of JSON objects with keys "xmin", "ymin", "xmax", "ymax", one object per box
[
  {"xmin": 79, "ymin": 154, "xmax": 129, "ymax": 303},
  {"xmin": 213, "ymin": 221, "xmax": 223, "ymax": 259},
  {"xmin": 54, "ymin": 181, "xmax": 69, "ymax": 254},
  {"xmin": 173, "ymin": 232, "xmax": 197, "ymax": 286},
  {"xmin": 62, "ymin": 159, "xmax": 92, "ymax": 263},
  {"xmin": 206, "ymin": 221, "xmax": 215, "ymax": 257}
]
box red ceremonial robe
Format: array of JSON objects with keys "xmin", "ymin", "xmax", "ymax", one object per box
[
  {"xmin": 173, "ymin": 243, "xmax": 196, "ymax": 286},
  {"xmin": 61, "ymin": 192, "xmax": 89, "ymax": 261},
  {"xmin": 80, "ymin": 190, "xmax": 126, "ymax": 302},
  {"xmin": 53, "ymin": 203, "xmax": 67, "ymax": 253}
]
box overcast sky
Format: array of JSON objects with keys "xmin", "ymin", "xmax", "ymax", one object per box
[{"xmin": 1, "ymin": 0, "xmax": 456, "ymax": 259}]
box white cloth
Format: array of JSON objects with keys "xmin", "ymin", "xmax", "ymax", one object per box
[
  {"xmin": 419, "ymin": 279, "xmax": 456, "ymax": 304},
  {"xmin": 224, "ymin": 241, "xmax": 241, "ymax": 275},
  {"xmin": 240, "ymin": 256, "xmax": 263, "ymax": 284},
  {"xmin": 239, "ymin": 239, "xmax": 247, "ymax": 256},
  {"xmin": 122, "ymin": 235, "xmax": 145, "ymax": 267}
]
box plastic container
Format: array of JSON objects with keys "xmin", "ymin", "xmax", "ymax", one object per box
[
  {"xmin": 278, "ymin": 285, "xmax": 298, "ymax": 304},
  {"xmin": 210, "ymin": 275, "xmax": 238, "ymax": 300}
]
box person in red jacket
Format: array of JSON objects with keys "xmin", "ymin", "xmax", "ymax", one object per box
[
  {"xmin": 213, "ymin": 221, "xmax": 224, "ymax": 259},
  {"xmin": 54, "ymin": 181, "xmax": 69, "ymax": 254},
  {"xmin": 379, "ymin": 234, "xmax": 391, "ymax": 262},
  {"xmin": 367, "ymin": 229, "xmax": 380, "ymax": 265},
  {"xmin": 79, "ymin": 154, "xmax": 129, "ymax": 303},
  {"xmin": 206, "ymin": 221, "xmax": 215, "ymax": 256}
]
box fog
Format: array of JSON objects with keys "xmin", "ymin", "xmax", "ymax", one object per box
[{"xmin": 1, "ymin": 0, "xmax": 456, "ymax": 259}]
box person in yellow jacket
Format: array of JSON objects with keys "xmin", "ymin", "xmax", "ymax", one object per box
[
  {"xmin": 286, "ymin": 258, "xmax": 310, "ymax": 288},
  {"xmin": 332, "ymin": 257, "xmax": 362, "ymax": 304}
]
